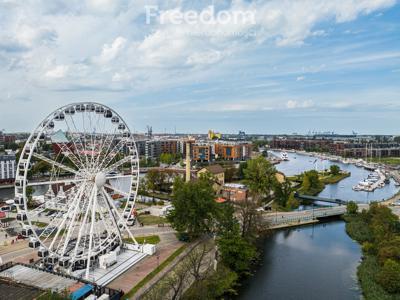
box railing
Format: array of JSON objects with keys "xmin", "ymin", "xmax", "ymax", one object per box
[{"xmin": 268, "ymin": 207, "xmax": 346, "ymax": 226}]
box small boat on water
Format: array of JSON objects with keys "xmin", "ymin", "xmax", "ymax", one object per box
[{"xmin": 281, "ymin": 152, "xmax": 289, "ymax": 161}]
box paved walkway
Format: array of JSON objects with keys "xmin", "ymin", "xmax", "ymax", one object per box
[{"xmin": 107, "ymin": 231, "xmax": 183, "ymax": 293}]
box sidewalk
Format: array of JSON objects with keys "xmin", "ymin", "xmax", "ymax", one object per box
[{"xmin": 107, "ymin": 232, "xmax": 183, "ymax": 293}]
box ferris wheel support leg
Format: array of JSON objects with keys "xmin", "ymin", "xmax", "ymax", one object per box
[
  {"xmin": 60, "ymin": 184, "xmax": 88, "ymax": 256},
  {"xmin": 70, "ymin": 185, "xmax": 96, "ymax": 269},
  {"xmin": 86, "ymin": 186, "xmax": 98, "ymax": 280},
  {"xmin": 101, "ymin": 190, "xmax": 124, "ymax": 245},
  {"xmin": 101, "ymin": 187, "xmax": 138, "ymax": 246},
  {"xmin": 48, "ymin": 184, "xmax": 86, "ymax": 251}
]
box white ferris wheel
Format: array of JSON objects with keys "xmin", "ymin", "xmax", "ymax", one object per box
[{"xmin": 14, "ymin": 102, "xmax": 140, "ymax": 278}]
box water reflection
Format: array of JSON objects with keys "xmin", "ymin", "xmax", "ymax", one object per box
[{"xmin": 238, "ymin": 221, "xmax": 361, "ymax": 300}]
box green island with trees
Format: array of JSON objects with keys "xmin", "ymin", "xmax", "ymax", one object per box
[
  {"xmin": 344, "ymin": 201, "xmax": 400, "ymax": 300},
  {"xmin": 289, "ymin": 164, "xmax": 350, "ymax": 196}
]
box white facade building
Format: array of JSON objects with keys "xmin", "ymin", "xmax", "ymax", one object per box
[{"xmin": 0, "ymin": 154, "xmax": 16, "ymax": 181}]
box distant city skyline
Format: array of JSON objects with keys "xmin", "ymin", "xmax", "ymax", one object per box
[{"xmin": 0, "ymin": 1, "xmax": 399, "ymax": 134}]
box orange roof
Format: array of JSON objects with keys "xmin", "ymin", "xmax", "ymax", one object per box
[{"xmin": 215, "ymin": 197, "xmax": 227, "ymax": 203}]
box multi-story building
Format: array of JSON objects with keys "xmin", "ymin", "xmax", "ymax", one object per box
[
  {"xmin": 192, "ymin": 143, "xmax": 212, "ymax": 162},
  {"xmin": 145, "ymin": 140, "xmax": 161, "ymax": 160},
  {"xmin": 0, "ymin": 154, "xmax": 16, "ymax": 183},
  {"xmin": 135, "ymin": 139, "xmax": 147, "ymax": 157},
  {"xmin": 222, "ymin": 183, "xmax": 248, "ymax": 202},
  {"xmin": 214, "ymin": 142, "xmax": 252, "ymax": 161},
  {"xmin": 144, "ymin": 138, "xmax": 181, "ymax": 160},
  {"xmin": 160, "ymin": 140, "xmax": 179, "ymax": 155},
  {"xmin": 272, "ymin": 137, "xmax": 400, "ymax": 158},
  {"xmin": 271, "ymin": 138, "xmax": 332, "ymax": 152}
]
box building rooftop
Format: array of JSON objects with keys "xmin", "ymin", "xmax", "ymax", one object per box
[
  {"xmin": 224, "ymin": 183, "xmax": 247, "ymax": 189},
  {"xmin": 202, "ymin": 164, "xmax": 225, "ymax": 174}
]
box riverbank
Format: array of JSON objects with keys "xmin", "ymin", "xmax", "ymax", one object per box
[{"xmin": 344, "ymin": 204, "xmax": 400, "ymax": 299}]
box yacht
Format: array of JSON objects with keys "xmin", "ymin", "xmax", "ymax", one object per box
[{"xmin": 281, "ymin": 152, "xmax": 289, "ymax": 161}]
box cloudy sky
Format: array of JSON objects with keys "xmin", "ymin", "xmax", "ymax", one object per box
[{"xmin": 0, "ymin": 0, "xmax": 399, "ymax": 134}]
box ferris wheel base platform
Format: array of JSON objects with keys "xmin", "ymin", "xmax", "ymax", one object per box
[{"xmin": 73, "ymin": 249, "xmax": 148, "ymax": 286}]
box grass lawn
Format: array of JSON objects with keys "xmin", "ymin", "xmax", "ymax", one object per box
[
  {"xmin": 137, "ymin": 214, "xmax": 167, "ymax": 225},
  {"xmin": 123, "ymin": 244, "xmax": 188, "ymax": 299},
  {"xmin": 320, "ymin": 172, "xmax": 351, "ymax": 184},
  {"xmin": 32, "ymin": 221, "xmax": 48, "ymax": 228},
  {"xmin": 124, "ymin": 235, "xmax": 161, "ymax": 245},
  {"xmin": 369, "ymin": 157, "xmax": 400, "ymax": 166}
]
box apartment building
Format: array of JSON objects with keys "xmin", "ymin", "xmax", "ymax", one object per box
[
  {"xmin": 0, "ymin": 154, "xmax": 16, "ymax": 183},
  {"xmin": 214, "ymin": 142, "xmax": 252, "ymax": 160}
]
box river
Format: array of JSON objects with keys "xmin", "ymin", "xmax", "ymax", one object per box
[
  {"xmin": 238, "ymin": 221, "xmax": 361, "ymax": 300},
  {"xmin": 269, "ymin": 150, "xmax": 399, "ymax": 203},
  {"xmin": 237, "ymin": 150, "xmax": 395, "ymax": 299}
]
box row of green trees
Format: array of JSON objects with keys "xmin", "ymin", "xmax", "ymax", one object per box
[{"xmin": 345, "ymin": 202, "xmax": 400, "ymax": 295}]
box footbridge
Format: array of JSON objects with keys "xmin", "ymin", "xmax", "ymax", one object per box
[
  {"xmin": 264, "ymin": 203, "xmax": 370, "ymax": 229},
  {"xmin": 294, "ymin": 192, "xmax": 348, "ymax": 205}
]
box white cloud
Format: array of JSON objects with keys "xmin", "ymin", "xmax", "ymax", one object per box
[
  {"xmin": 45, "ymin": 65, "xmax": 69, "ymax": 79},
  {"xmin": 286, "ymin": 100, "xmax": 314, "ymax": 109},
  {"xmin": 186, "ymin": 50, "xmax": 224, "ymax": 66},
  {"xmin": 93, "ymin": 36, "xmax": 127, "ymax": 64},
  {"xmin": 296, "ymin": 76, "xmax": 305, "ymax": 81}
]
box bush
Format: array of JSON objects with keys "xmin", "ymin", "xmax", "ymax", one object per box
[
  {"xmin": 377, "ymin": 259, "xmax": 400, "ymax": 293},
  {"xmin": 346, "ymin": 201, "xmax": 358, "ymax": 215}
]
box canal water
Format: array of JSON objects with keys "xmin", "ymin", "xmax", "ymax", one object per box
[
  {"xmin": 238, "ymin": 221, "xmax": 361, "ymax": 300},
  {"xmin": 270, "ymin": 150, "xmax": 399, "ymax": 203}
]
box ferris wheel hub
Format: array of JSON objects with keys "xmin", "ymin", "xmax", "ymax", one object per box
[{"xmin": 95, "ymin": 172, "xmax": 106, "ymax": 188}]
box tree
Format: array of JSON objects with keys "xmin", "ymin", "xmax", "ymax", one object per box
[
  {"xmin": 330, "ymin": 164, "xmax": 341, "ymax": 175},
  {"xmin": 346, "ymin": 201, "xmax": 358, "ymax": 215},
  {"xmin": 235, "ymin": 197, "xmax": 266, "ymax": 242},
  {"xmin": 377, "ymin": 237, "xmax": 400, "ymax": 264},
  {"xmin": 217, "ymin": 221, "xmax": 257, "ymax": 275},
  {"xmin": 160, "ymin": 153, "xmax": 174, "ymax": 165},
  {"xmin": 273, "ymin": 179, "xmax": 293, "ymax": 207},
  {"xmin": 224, "ymin": 167, "xmax": 237, "ymax": 182},
  {"xmin": 286, "ymin": 193, "xmax": 300, "ymax": 209},
  {"xmin": 301, "ymin": 170, "xmax": 323, "ymax": 195},
  {"xmin": 238, "ymin": 161, "xmax": 248, "ymax": 180},
  {"xmin": 146, "ymin": 170, "xmax": 166, "ymax": 193},
  {"xmin": 377, "ymin": 259, "xmax": 400, "ymax": 293},
  {"xmin": 182, "ymin": 265, "xmax": 238, "ymax": 300},
  {"xmin": 32, "ymin": 161, "xmax": 51, "ymax": 176},
  {"xmin": 167, "ymin": 176, "xmax": 219, "ymax": 240},
  {"xmin": 183, "ymin": 241, "xmax": 213, "ymax": 281},
  {"xmin": 244, "ymin": 156, "xmax": 277, "ymax": 202}
]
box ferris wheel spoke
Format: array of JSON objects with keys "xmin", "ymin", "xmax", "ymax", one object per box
[
  {"xmin": 27, "ymin": 178, "xmax": 85, "ymax": 187},
  {"xmin": 47, "ymin": 184, "xmax": 87, "ymax": 252},
  {"xmin": 32, "ymin": 153, "xmax": 79, "ymax": 175},
  {"xmin": 95, "ymin": 133, "xmax": 116, "ymax": 172},
  {"xmin": 104, "ymin": 183, "xmax": 131, "ymax": 198},
  {"xmin": 99, "ymin": 190, "xmax": 123, "ymax": 243},
  {"xmin": 85, "ymin": 185, "xmax": 98, "ymax": 279},
  {"xmin": 70, "ymin": 115, "xmax": 91, "ymax": 169},
  {"xmin": 106, "ymin": 174, "xmax": 133, "ymax": 180},
  {"xmin": 70, "ymin": 184, "xmax": 96, "ymax": 265},
  {"xmin": 101, "ymin": 187, "xmax": 137, "ymax": 245},
  {"xmin": 54, "ymin": 142, "xmax": 86, "ymax": 171},
  {"xmin": 63, "ymin": 116, "xmax": 88, "ymax": 170},
  {"xmin": 98, "ymin": 138, "xmax": 125, "ymax": 170},
  {"xmin": 103, "ymin": 155, "xmax": 133, "ymax": 174},
  {"xmin": 59, "ymin": 184, "xmax": 89, "ymax": 256}
]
